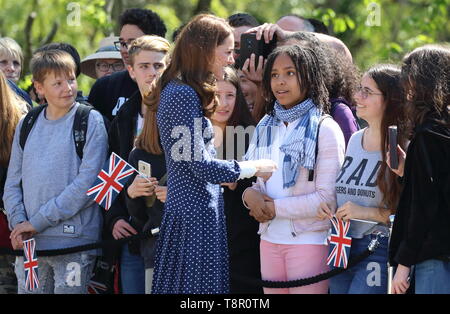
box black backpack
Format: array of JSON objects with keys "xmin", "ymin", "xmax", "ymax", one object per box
[{"xmin": 19, "ymin": 103, "xmax": 93, "ymax": 160}]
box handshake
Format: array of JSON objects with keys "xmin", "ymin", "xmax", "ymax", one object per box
[{"xmin": 239, "ymin": 159, "xmax": 278, "ymax": 181}]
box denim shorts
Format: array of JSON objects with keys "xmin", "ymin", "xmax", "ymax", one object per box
[
  {"xmin": 15, "ymin": 252, "xmax": 96, "ymax": 294},
  {"xmin": 329, "ymin": 234, "xmax": 389, "ymax": 294}
]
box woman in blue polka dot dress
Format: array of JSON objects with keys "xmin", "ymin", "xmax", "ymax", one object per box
[{"xmin": 144, "ymin": 14, "xmax": 277, "ymax": 294}]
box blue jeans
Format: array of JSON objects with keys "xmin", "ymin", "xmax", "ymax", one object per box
[
  {"xmin": 120, "ymin": 243, "xmax": 145, "ymax": 294},
  {"xmin": 330, "ymin": 235, "xmax": 388, "ymax": 294},
  {"xmin": 415, "ymin": 259, "xmax": 450, "ymax": 294}
]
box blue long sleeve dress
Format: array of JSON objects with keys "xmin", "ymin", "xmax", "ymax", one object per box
[{"xmin": 152, "ymin": 80, "xmax": 242, "ymax": 294}]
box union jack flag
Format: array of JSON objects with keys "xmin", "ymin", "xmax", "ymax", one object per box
[
  {"xmin": 87, "ymin": 280, "xmax": 109, "ymax": 294},
  {"xmin": 23, "ymin": 238, "xmax": 39, "ymax": 291},
  {"xmin": 327, "ymin": 217, "xmax": 352, "ymax": 269},
  {"xmin": 87, "ymin": 152, "xmax": 135, "ymax": 210}
]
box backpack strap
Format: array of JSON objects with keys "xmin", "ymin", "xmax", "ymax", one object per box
[
  {"xmin": 308, "ymin": 114, "xmax": 332, "ymax": 181},
  {"xmin": 73, "ymin": 103, "xmax": 93, "ymax": 160},
  {"xmin": 19, "ymin": 105, "xmax": 47, "ymax": 151},
  {"xmin": 20, "ymin": 103, "xmax": 96, "ymax": 160}
]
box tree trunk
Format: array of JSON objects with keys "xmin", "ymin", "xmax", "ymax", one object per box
[{"xmin": 193, "ymin": 0, "xmax": 212, "ymax": 15}]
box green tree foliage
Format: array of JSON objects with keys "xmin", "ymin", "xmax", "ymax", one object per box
[{"xmin": 0, "ymin": 0, "xmax": 448, "ymax": 94}]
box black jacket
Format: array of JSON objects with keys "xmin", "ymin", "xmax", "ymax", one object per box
[
  {"xmin": 103, "ymin": 91, "xmax": 141, "ymax": 235},
  {"xmin": 124, "ymin": 148, "xmax": 166, "ymax": 267},
  {"xmin": 220, "ymin": 130, "xmax": 263, "ymax": 294},
  {"xmin": 389, "ymin": 120, "xmax": 450, "ymax": 267},
  {"xmin": 88, "ymin": 70, "xmax": 138, "ymax": 121}
]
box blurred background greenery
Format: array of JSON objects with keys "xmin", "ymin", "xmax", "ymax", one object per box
[{"xmin": 0, "ymin": 0, "xmax": 449, "ymax": 95}]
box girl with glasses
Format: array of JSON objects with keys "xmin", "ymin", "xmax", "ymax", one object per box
[{"xmin": 318, "ymin": 64, "xmax": 407, "ymax": 294}]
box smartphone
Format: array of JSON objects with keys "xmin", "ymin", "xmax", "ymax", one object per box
[
  {"xmin": 235, "ymin": 33, "xmax": 277, "ymax": 70},
  {"xmin": 138, "ymin": 160, "xmax": 152, "ymax": 178},
  {"xmin": 138, "ymin": 160, "xmax": 155, "ymax": 207},
  {"xmin": 388, "ymin": 126, "xmax": 399, "ymax": 170}
]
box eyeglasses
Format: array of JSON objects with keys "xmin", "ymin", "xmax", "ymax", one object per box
[
  {"xmin": 114, "ymin": 39, "xmax": 134, "ymax": 51},
  {"xmin": 356, "ymin": 85, "xmax": 383, "ymax": 99},
  {"xmin": 96, "ymin": 62, "xmax": 125, "ymax": 72}
]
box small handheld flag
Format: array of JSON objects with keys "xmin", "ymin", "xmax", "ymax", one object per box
[
  {"xmin": 23, "ymin": 238, "xmax": 39, "ymax": 291},
  {"xmin": 87, "ymin": 152, "xmax": 136, "ymax": 210},
  {"xmin": 327, "ymin": 216, "xmax": 352, "ymax": 269},
  {"xmin": 87, "ymin": 280, "xmax": 109, "ymax": 294}
]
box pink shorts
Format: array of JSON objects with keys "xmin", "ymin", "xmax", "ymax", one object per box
[{"xmin": 260, "ymin": 239, "xmax": 329, "ymax": 294}]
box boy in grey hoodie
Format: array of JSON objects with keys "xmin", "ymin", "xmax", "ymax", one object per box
[{"xmin": 3, "ymin": 50, "xmax": 108, "ymax": 293}]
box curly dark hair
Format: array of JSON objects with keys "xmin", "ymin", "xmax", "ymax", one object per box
[
  {"xmin": 227, "ymin": 13, "xmax": 259, "ymax": 28},
  {"xmin": 307, "ymin": 18, "xmax": 329, "ymax": 34},
  {"xmin": 262, "ymin": 45, "xmax": 330, "ymax": 115},
  {"xmin": 400, "ymin": 44, "xmax": 450, "ymax": 136},
  {"xmin": 280, "ymin": 32, "xmax": 360, "ymax": 107},
  {"xmin": 119, "ymin": 8, "xmax": 167, "ymax": 38}
]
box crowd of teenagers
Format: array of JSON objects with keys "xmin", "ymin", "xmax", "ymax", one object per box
[{"xmin": 0, "ymin": 8, "xmax": 449, "ymax": 295}]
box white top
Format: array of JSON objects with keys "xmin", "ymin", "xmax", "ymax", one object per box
[
  {"xmin": 135, "ymin": 113, "xmax": 144, "ymax": 137},
  {"xmin": 261, "ymin": 118, "xmax": 328, "ymax": 245}
]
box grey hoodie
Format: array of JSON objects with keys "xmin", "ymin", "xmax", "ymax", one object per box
[{"xmin": 3, "ymin": 103, "xmax": 108, "ymax": 250}]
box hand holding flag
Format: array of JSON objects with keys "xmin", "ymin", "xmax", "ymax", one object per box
[
  {"xmin": 327, "ymin": 216, "xmax": 352, "ymax": 269},
  {"xmin": 87, "ymin": 152, "xmax": 136, "ymax": 210}
]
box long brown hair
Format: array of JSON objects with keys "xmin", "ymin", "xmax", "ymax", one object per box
[
  {"xmin": 400, "ymin": 44, "xmax": 450, "ymax": 136},
  {"xmin": 0, "ymin": 71, "xmax": 25, "ymax": 166},
  {"xmin": 220, "ymin": 66, "xmax": 255, "ymax": 128},
  {"xmin": 141, "ymin": 14, "xmax": 233, "ymax": 154},
  {"xmin": 366, "ymin": 64, "xmax": 406, "ymax": 210}
]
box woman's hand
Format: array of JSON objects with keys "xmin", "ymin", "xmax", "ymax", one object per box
[
  {"xmin": 221, "ymin": 182, "xmax": 238, "ymax": 191},
  {"xmin": 245, "ymin": 23, "xmax": 292, "ymax": 43},
  {"xmin": 112, "ymin": 219, "xmax": 138, "ymax": 240},
  {"xmin": 335, "ymin": 201, "xmax": 366, "ymax": 222},
  {"xmin": 242, "ymin": 54, "xmax": 265, "ymax": 84},
  {"xmin": 392, "ymin": 264, "xmax": 411, "ymax": 294},
  {"xmin": 386, "ymin": 145, "xmax": 406, "ymax": 178},
  {"xmin": 317, "ymin": 202, "xmax": 334, "ymax": 220},
  {"xmin": 127, "ymin": 176, "xmax": 158, "ymax": 199},
  {"xmin": 253, "ymin": 159, "xmax": 278, "ymax": 181},
  {"xmin": 243, "ymin": 188, "xmax": 273, "ymax": 223},
  {"xmin": 155, "ymin": 186, "xmax": 168, "ymax": 203},
  {"xmin": 263, "ymin": 195, "xmax": 276, "ymax": 220}
]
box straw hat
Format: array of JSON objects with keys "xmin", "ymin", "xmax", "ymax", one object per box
[{"xmin": 81, "ymin": 36, "xmax": 122, "ymax": 79}]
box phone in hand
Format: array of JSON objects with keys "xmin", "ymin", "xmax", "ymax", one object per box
[
  {"xmin": 234, "ymin": 33, "xmax": 277, "ymax": 70},
  {"xmin": 388, "ymin": 126, "xmax": 399, "ymax": 170},
  {"xmin": 138, "ymin": 160, "xmax": 155, "ymax": 207},
  {"xmin": 138, "ymin": 160, "xmax": 152, "ymax": 178}
]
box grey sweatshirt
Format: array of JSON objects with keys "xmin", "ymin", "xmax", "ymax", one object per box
[
  {"xmin": 3, "ymin": 103, "xmax": 108, "ymax": 250},
  {"xmin": 335, "ymin": 129, "xmax": 389, "ymax": 238}
]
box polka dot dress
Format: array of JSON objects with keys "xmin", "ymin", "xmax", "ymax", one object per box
[{"xmin": 152, "ymin": 80, "xmax": 241, "ymax": 294}]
